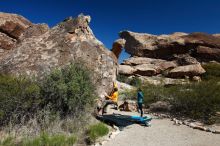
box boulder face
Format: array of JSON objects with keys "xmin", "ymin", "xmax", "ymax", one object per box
[
  {"xmin": 119, "ymin": 31, "xmax": 188, "ymax": 59},
  {"xmin": 120, "ymin": 31, "xmax": 220, "ymax": 61},
  {"xmin": 0, "ymin": 13, "xmax": 118, "ymax": 95},
  {"xmin": 0, "ymin": 12, "xmax": 33, "ymax": 55},
  {"xmin": 119, "ymin": 56, "xmax": 177, "ymax": 76},
  {"xmin": 111, "ymin": 39, "xmax": 125, "ymax": 59},
  {"xmin": 0, "ymin": 12, "xmax": 32, "ymax": 39},
  {"xmin": 118, "ymin": 31, "xmax": 220, "ymax": 80},
  {"xmin": 167, "ymin": 64, "xmax": 206, "ymax": 78}
]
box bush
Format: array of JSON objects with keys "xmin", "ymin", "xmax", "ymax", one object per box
[
  {"xmin": 0, "ymin": 63, "xmax": 96, "ymax": 130},
  {"xmin": 117, "ymin": 62, "xmax": 220, "ymax": 123},
  {"xmin": 170, "ymin": 81, "xmax": 220, "ymax": 121},
  {"xmin": 87, "ymin": 123, "xmax": 109, "ymax": 143},
  {"xmin": 0, "ymin": 63, "xmax": 99, "ymax": 145},
  {"xmin": 21, "ymin": 133, "xmax": 77, "ymax": 146},
  {"xmin": 141, "ymin": 80, "xmax": 220, "ymax": 123},
  {"xmin": 0, "ymin": 133, "xmax": 77, "ymax": 146},
  {"xmin": 141, "ymin": 84, "xmax": 171, "ymax": 105},
  {"xmin": 0, "ymin": 136, "xmax": 14, "ymax": 146},
  {"xmin": 117, "ymin": 74, "xmax": 141, "ymax": 87},
  {"xmin": 129, "ymin": 76, "xmax": 142, "ymax": 87},
  {"xmin": 117, "ymin": 74, "xmax": 129, "ymax": 83},
  {"xmin": 202, "ymin": 62, "xmax": 220, "ymax": 80},
  {"xmin": 0, "ymin": 74, "xmax": 41, "ymax": 125},
  {"xmin": 40, "ymin": 63, "xmax": 96, "ymax": 116},
  {"xmin": 119, "ymin": 89, "xmax": 137, "ymax": 100}
]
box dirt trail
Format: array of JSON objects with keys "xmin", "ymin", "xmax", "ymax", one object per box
[{"xmin": 103, "ymin": 111, "xmax": 220, "ymax": 146}]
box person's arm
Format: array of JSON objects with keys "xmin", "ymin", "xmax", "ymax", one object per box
[
  {"xmin": 141, "ymin": 92, "xmax": 144, "ymax": 98},
  {"xmin": 140, "ymin": 92, "xmax": 144, "ymax": 101},
  {"xmin": 105, "ymin": 94, "xmax": 113, "ymax": 100},
  {"xmin": 137, "ymin": 91, "xmax": 144, "ymax": 102}
]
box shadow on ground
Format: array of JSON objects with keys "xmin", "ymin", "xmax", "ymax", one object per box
[{"xmin": 96, "ymin": 113, "xmax": 148, "ymax": 128}]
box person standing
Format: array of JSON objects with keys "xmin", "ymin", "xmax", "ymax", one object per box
[{"xmin": 137, "ymin": 88, "xmax": 144, "ymax": 117}]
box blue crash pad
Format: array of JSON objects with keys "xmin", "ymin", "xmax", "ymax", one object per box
[
  {"xmin": 130, "ymin": 116, "xmax": 152, "ymax": 126},
  {"xmin": 97, "ymin": 114, "xmax": 152, "ymax": 127}
]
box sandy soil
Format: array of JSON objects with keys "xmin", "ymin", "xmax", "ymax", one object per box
[{"xmin": 103, "ymin": 111, "xmax": 220, "ymax": 146}]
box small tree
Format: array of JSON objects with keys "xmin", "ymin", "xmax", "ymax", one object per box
[
  {"xmin": 41, "ymin": 63, "xmax": 96, "ymax": 116},
  {"xmin": 0, "ymin": 74, "xmax": 41, "ymax": 125}
]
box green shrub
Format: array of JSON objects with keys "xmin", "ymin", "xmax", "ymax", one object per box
[
  {"xmin": 119, "ymin": 89, "xmax": 137, "ymax": 100},
  {"xmin": 129, "ymin": 76, "xmax": 142, "ymax": 87},
  {"xmin": 117, "ymin": 74, "xmax": 141, "ymax": 87},
  {"xmin": 25, "ymin": 133, "xmax": 77, "ymax": 146},
  {"xmin": 0, "ymin": 133, "xmax": 77, "ymax": 146},
  {"xmin": 117, "ymin": 74, "xmax": 129, "ymax": 83},
  {"xmin": 140, "ymin": 84, "xmax": 173, "ymax": 105},
  {"xmin": 0, "ymin": 62, "xmax": 96, "ymax": 127},
  {"xmin": 0, "ymin": 136, "xmax": 14, "ymax": 146},
  {"xmin": 202, "ymin": 62, "xmax": 220, "ymax": 80},
  {"xmin": 141, "ymin": 80, "xmax": 220, "ymax": 123},
  {"xmin": 40, "ymin": 63, "xmax": 96, "ymax": 116},
  {"xmin": 87, "ymin": 123, "xmax": 109, "ymax": 143},
  {"xmin": 170, "ymin": 81, "xmax": 220, "ymax": 121},
  {"xmin": 0, "ymin": 74, "xmax": 41, "ymax": 125}
]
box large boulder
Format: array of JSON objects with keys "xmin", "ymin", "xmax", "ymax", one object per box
[
  {"xmin": 168, "ymin": 64, "xmax": 206, "ymax": 78},
  {"xmin": 0, "ymin": 13, "xmax": 118, "ymax": 95},
  {"xmin": 0, "ymin": 32, "xmax": 16, "ymax": 51},
  {"xmin": 183, "ymin": 32, "xmax": 220, "ymax": 49},
  {"xmin": 0, "ymin": 12, "xmax": 32, "ymax": 39},
  {"xmin": 122, "ymin": 57, "xmax": 164, "ymax": 65},
  {"xmin": 0, "ymin": 12, "xmax": 32, "ymax": 56},
  {"xmin": 134, "ymin": 64, "xmax": 157, "ymax": 76},
  {"xmin": 117, "ymin": 31, "xmax": 220, "ymax": 80},
  {"xmin": 20, "ymin": 23, "xmax": 49, "ymax": 39},
  {"xmin": 119, "ymin": 56, "xmax": 205, "ymax": 80},
  {"xmin": 138, "ymin": 76, "xmax": 189, "ymax": 85},
  {"xmin": 119, "ymin": 65, "xmax": 136, "ymax": 75},
  {"xmin": 196, "ymin": 46, "xmax": 220, "ymax": 61},
  {"xmin": 149, "ymin": 101, "xmax": 172, "ymax": 112},
  {"xmin": 119, "ymin": 31, "xmax": 220, "ymax": 61},
  {"xmin": 111, "ymin": 38, "xmax": 125, "ymax": 59},
  {"xmin": 173, "ymin": 54, "xmax": 199, "ymax": 65},
  {"xmin": 120, "ymin": 57, "xmax": 177, "ymax": 76},
  {"xmin": 116, "ymin": 81, "xmax": 135, "ymax": 92},
  {"xmin": 119, "ymin": 31, "xmax": 188, "ymax": 59}
]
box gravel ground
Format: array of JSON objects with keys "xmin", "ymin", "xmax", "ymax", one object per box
[{"xmin": 103, "ymin": 112, "xmax": 220, "ymax": 146}]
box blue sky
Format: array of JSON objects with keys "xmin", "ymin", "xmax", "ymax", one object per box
[{"xmin": 1, "ymin": 0, "xmax": 220, "ymax": 62}]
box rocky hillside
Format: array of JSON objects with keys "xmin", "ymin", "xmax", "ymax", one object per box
[
  {"xmin": 115, "ymin": 31, "xmax": 220, "ymax": 84},
  {"xmin": 0, "ymin": 12, "xmax": 118, "ymax": 95}
]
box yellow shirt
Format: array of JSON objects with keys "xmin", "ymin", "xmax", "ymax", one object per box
[{"xmin": 108, "ymin": 91, "xmax": 118, "ymax": 103}]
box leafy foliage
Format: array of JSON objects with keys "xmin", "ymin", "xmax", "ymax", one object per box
[
  {"xmin": 0, "ymin": 63, "xmax": 96, "ymax": 125},
  {"xmin": 0, "ymin": 74, "xmax": 41, "ymax": 125},
  {"xmin": 202, "ymin": 62, "xmax": 220, "ymax": 80},
  {"xmin": 41, "ymin": 63, "xmax": 96, "ymax": 116},
  {"xmin": 140, "ymin": 80, "xmax": 220, "ymax": 123},
  {"xmin": 0, "ymin": 133, "xmax": 77, "ymax": 146},
  {"xmin": 21, "ymin": 133, "xmax": 77, "ymax": 146},
  {"xmin": 87, "ymin": 123, "xmax": 109, "ymax": 143},
  {"xmin": 118, "ymin": 62, "xmax": 220, "ymax": 123},
  {"xmin": 117, "ymin": 74, "xmax": 141, "ymax": 87}
]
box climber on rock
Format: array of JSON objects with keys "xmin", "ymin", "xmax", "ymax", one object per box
[{"xmin": 102, "ymin": 82, "xmax": 119, "ymax": 115}]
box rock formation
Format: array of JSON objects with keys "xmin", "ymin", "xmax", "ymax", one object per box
[
  {"xmin": 117, "ymin": 30, "xmax": 220, "ymax": 81},
  {"xmin": 0, "ymin": 12, "xmax": 32, "ymax": 55},
  {"xmin": 111, "ymin": 39, "xmax": 125, "ymax": 59},
  {"xmin": 0, "ymin": 12, "xmax": 118, "ymax": 95},
  {"xmin": 119, "ymin": 31, "xmax": 220, "ymax": 61}
]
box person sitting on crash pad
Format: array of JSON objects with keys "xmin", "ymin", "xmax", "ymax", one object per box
[{"xmin": 102, "ymin": 86, "xmax": 118, "ymax": 115}]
